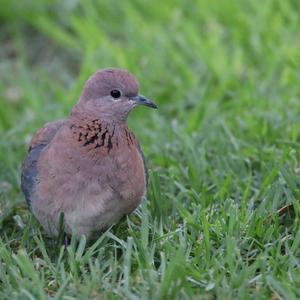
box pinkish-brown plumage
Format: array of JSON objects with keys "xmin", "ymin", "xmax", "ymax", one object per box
[{"xmin": 21, "ymin": 68, "xmax": 157, "ymax": 239}]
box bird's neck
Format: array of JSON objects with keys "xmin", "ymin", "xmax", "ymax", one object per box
[
  {"xmin": 70, "ymin": 110, "xmax": 118, "ymax": 129},
  {"xmin": 69, "ymin": 112, "xmax": 137, "ymax": 154},
  {"xmin": 70, "ymin": 102, "xmax": 128, "ymax": 125}
]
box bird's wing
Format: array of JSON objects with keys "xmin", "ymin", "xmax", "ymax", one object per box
[{"xmin": 21, "ymin": 120, "xmax": 66, "ymax": 208}]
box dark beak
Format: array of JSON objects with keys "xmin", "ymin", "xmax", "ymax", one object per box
[{"xmin": 131, "ymin": 95, "xmax": 157, "ymax": 109}]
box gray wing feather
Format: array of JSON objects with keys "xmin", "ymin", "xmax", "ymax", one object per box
[
  {"xmin": 21, "ymin": 144, "xmax": 46, "ymax": 208},
  {"xmin": 21, "ymin": 120, "xmax": 65, "ymax": 208}
]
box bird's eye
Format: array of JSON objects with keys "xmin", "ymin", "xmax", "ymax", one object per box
[{"xmin": 110, "ymin": 89, "xmax": 121, "ymax": 99}]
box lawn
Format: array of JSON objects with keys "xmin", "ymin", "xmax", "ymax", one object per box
[{"xmin": 1, "ymin": 0, "xmax": 300, "ymax": 299}]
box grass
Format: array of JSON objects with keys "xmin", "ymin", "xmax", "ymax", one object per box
[{"xmin": 0, "ymin": 0, "xmax": 300, "ymax": 299}]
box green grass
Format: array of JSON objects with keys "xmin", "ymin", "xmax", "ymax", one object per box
[{"xmin": 1, "ymin": 0, "xmax": 300, "ymax": 299}]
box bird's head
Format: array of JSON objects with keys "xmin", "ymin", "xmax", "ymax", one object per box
[{"xmin": 73, "ymin": 68, "xmax": 157, "ymax": 123}]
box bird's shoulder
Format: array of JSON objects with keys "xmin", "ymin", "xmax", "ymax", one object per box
[{"xmin": 28, "ymin": 119, "xmax": 67, "ymax": 152}]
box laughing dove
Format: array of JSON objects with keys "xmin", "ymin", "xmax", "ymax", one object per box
[{"xmin": 21, "ymin": 68, "xmax": 157, "ymax": 239}]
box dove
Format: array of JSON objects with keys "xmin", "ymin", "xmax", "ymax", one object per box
[{"xmin": 21, "ymin": 68, "xmax": 157, "ymax": 239}]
